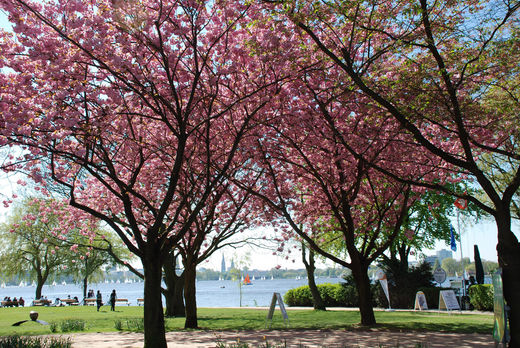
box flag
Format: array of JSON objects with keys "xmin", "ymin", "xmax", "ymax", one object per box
[
  {"xmin": 450, "ymin": 225, "xmax": 457, "ymax": 252},
  {"xmin": 376, "ymin": 271, "xmax": 391, "ymax": 309},
  {"xmin": 474, "ymin": 245, "xmax": 484, "ymax": 285},
  {"xmin": 454, "ymin": 197, "xmax": 468, "ymax": 210}
]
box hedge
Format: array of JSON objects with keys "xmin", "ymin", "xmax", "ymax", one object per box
[
  {"xmin": 284, "ymin": 283, "xmax": 345, "ymax": 307},
  {"xmin": 468, "ymin": 284, "xmax": 494, "ymax": 311},
  {"xmin": 284, "ymin": 283, "xmax": 494, "ymax": 311}
]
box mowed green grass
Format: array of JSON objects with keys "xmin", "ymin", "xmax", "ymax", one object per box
[{"xmin": 0, "ymin": 306, "xmax": 493, "ymax": 336}]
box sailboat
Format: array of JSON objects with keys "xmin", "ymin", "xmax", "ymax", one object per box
[{"xmin": 243, "ymin": 274, "xmax": 252, "ymax": 285}]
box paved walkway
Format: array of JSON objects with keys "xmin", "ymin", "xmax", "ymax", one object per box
[{"xmin": 60, "ymin": 330, "xmax": 495, "ymax": 347}]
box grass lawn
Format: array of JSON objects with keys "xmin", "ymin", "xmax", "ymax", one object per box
[{"xmin": 0, "ymin": 306, "xmax": 493, "ymax": 337}]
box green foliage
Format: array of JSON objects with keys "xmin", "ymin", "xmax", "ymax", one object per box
[
  {"xmin": 0, "ymin": 335, "xmax": 71, "ymax": 348},
  {"xmin": 284, "ymin": 281, "xmax": 377, "ymax": 307},
  {"xmin": 59, "ymin": 319, "xmax": 86, "ymax": 332},
  {"xmin": 114, "ymin": 319, "xmax": 123, "ymax": 330},
  {"xmin": 49, "ymin": 322, "xmax": 58, "ymax": 333},
  {"xmin": 0, "ymin": 199, "xmax": 71, "ymax": 286},
  {"xmin": 334, "ymin": 281, "xmax": 359, "ymax": 307},
  {"xmin": 316, "ymin": 283, "xmax": 343, "ymax": 307},
  {"xmin": 283, "ymin": 285, "xmax": 313, "ymax": 307},
  {"xmin": 469, "ymin": 284, "xmax": 494, "ymax": 311},
  {"xmin": 124, "ymin": 318, "xmax": 144, "ymax": 331}
]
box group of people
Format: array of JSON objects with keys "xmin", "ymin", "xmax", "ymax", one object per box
[
  {"xmin": 96, "ymin": 289, "xmax": 117, "ymax": 312},
  {"xmin": 2, "ymin": 296, "xmax": 24, "ymax": 307},
  {"xmin": 2, "ymin": 290, "xmax": 119, "ymax": 310}
]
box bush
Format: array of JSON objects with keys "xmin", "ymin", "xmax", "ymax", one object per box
[
  {"xmin": 317, "ymin": 283, "xmax": 343, "ymax": 307},
  {"xmin": 284, "ymin": 285, "xmax": 313, "ymax": 307},
  {"xmin": 49, "ymin": 322, "xmax": 58, "ymax": 333},
  {"xmin": 125, "ymin": 318, "xmax": 144, "ymax": 331},
  {"xmin": 0, "ymin": 336, "xmax": 71, "ymax": 348},
  {"xmin": 334, "ymin": 283, "xmax": 359, "ymax": 307},
  {"xmin": 285, "ymin": 279, "xmax": 379, "ymax": 308},
  {"xmin": 469, "ymin": 284, "xmax": 494, "ymax": 311},
  {"xmin": 59, "ymin": 319, "xmax": 86, "ymax": 332},
  {"xmin": 284, "ymin": 283, "xmax": 349, "ymax": 307}
]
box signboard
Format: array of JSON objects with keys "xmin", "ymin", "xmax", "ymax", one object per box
[
  {"xmin": 433, "ymin": 268, "xmax": 447, "ymax": 284},
  {"xmin": 265, "ymin": 292, "xmax": 289, "ymax": 328},
  {"xmin": 414, "ymin": 291, "xmax": 428, "ymax": 311},
  {"xmin": 438, "ymin": 290, "xmax": 460, "ymax": 311},
  {"xmin": 493, "ymin": 268, "xmax": 509, "ymax": 345}
]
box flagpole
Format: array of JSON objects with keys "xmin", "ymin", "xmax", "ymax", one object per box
[{"xmin": 457, "ymin": 209, "xmax": 465, "ymax": 299}]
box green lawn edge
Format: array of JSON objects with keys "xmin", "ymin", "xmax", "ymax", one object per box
[{"xmin": 0, "ymin": 306, "xmax": 493, "ymax": 337}]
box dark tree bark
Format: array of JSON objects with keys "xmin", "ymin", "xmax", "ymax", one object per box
[
  {"xmin": 350, "ymin": 259, "xmax": 375, "ymax": 325},
  {"xmin": 35, "ymin": 281, "xmax": 44, "ymax": 300},
  {"xmin": 302, "ymin": 243, "xmax": 326, "ymax": 311},
  {"xmin": 183, "ymin": 257, "xmax": 198, "ymax": 329},
  {"xmin": 82, "ymin": 276, "xmax": 88, "ymax": 300},
  {"xmin": 142, "ymin": 244, "xmax": 167, "ymax": 348},
  {"xmin": 163, "ymin": 251, "xmax": 185, "ymax": 317},
  {"xmin": 495, "ymin": 210, "xmax": 520, "ymax": 348},
  {"xmin": 35, "ymin": 270, "xmax": 48, "ymax": 300}
]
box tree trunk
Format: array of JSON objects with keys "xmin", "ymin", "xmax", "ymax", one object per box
[
  {"xmin": 173, "ymin": 272, "xmax": 185, "ymax": 316},
  {"xmin": 302, "ymin": 244, "xmax": 326, "ymax": 310},
  {"xmin": 163, "ymin": 251, "xmax": 185, "ymax": 317},
  {"xmin": 35, "ymin": 273, "xmax": 45, "ymax": 300},
  {"xmin": 495, "ymin": 211, "xmax": 520, "ymax": 348},
  {"xmin": 82, "ymin": 276, "xmax": 88, "ymax": 300},
  {"xmin": 142, "ymin": 249, "xmax": 167, "ymax": 348},
  {"xmin": 35, "ymin": 282, "xmax": 43, "ymax": 300},
  {"xmin": 183, "ymin": 259, "xmax": 198, "ymax": 329},
  {"xmin": 351, "ymin": 260, "xmax": 376, "ymax": 326}
]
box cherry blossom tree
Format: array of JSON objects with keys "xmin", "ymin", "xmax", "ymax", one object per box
[
  {"xmin": 0, "ymin": 0, "xmax": 282, "ymax": 345},
  {"xmin": 177, "ymin": 184, "xmax": 263, "ymax": 327},
  {"xmin": 238, "ymin": 66, "xmax": 435, "ymax": 323},
  {"xmin": 261, "ymin": 0, "xmax": 520, "ymax": 342}
]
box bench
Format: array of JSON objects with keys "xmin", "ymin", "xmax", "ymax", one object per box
[
  {"xmin": 60, "ymin": 298, "xmax": 79, "ymax": 306},
  {"xmin": 114, "ymin": 298, "xmax": 130, "ymax": 306},
  {"xmin": 137, "ymin": 298, "xmax": 144, "ymax": 306},
  {"xmin": 84, "ymin": 298, "xmax": 97, "ymax": 306},
  {"xmin": 32, "ymin": 299, "xmax": 52, "ymax": 306}
]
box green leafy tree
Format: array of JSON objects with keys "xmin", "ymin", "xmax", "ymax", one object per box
[
  {"xmin": 0, "ymin": 199, "xmax": 71, "ymax": 299},
  {"xmin": 441, "ymin": 258, "xmax": 459, "ymax": 277},
  {"xmin": 63, "ymin": 231, "xmax": 132, "ymax": 300},
  {"xmin": 385, "ymin": 187, "xmax": 480, "ymax": 270}
]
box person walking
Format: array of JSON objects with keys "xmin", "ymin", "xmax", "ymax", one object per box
[
  {"xmin": 96, "ymin": 290, "xmax": 102, "ymax": 312},
  {"xmin": 109, "ymin": 289, "xmax": 117, "ymax": 311}
]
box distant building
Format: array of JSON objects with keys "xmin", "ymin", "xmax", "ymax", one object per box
[
  {"xmin": 436, "ymin": 249, "xmax": 452, "ymax": 263},
  {"xmin": 424, "ymin": 255, "xmax": 437, "ymax": 266},
  {"xmin": 221, "ymin": 255, "xmax": 226, "ymax": 273},
  {"xmin": 230, "ymin": 259, "xmax": 235, "ymax": 270}
]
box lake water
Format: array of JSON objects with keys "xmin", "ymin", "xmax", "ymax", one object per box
[{"xmin": 1, "ymin": 277, "xmax": 342, "ymax": 307}]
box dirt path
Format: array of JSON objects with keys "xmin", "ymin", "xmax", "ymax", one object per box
[{"xmin": 58, "ymin": 329, "xmax": 494, "ymax": 347}]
